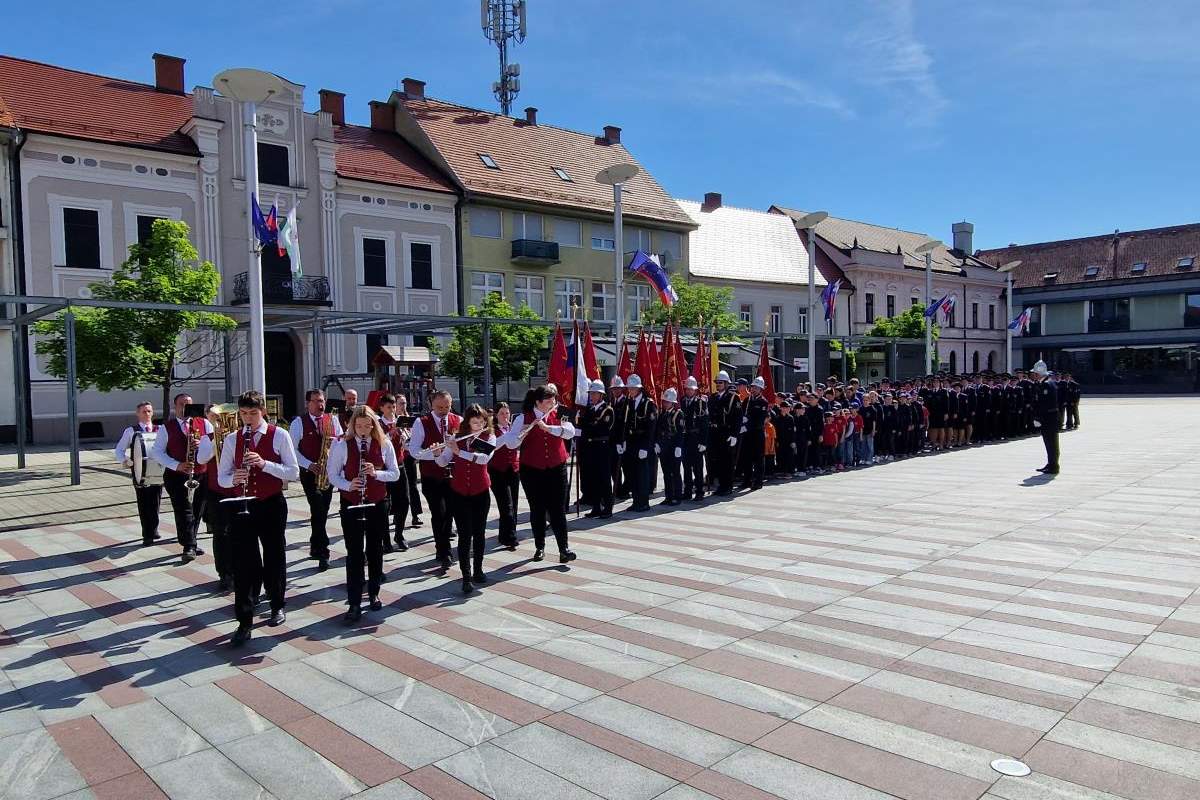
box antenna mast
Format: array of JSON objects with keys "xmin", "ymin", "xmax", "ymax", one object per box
[{"xmin": 481, "ymin": 0, "xmax": 527, "ymax": 116}]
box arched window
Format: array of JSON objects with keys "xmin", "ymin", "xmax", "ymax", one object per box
[
  {"xmin": 972, "ymin": 351, "xmax": 980, "ymax": 372},
  {"xmin": 987, "ymin": 351, "xmax": 996, "ymax": 371},
  {"xmin": 949, "ymin": 350, "xmax": 957, "ymax": 373}
]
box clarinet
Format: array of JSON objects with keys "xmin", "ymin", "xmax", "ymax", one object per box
[
  {"xmin": 356, "ymin": 437, "xmax": 371, "ymax": 523},
  {"xmin": 238, "ymin": 425, "xmax": 254, "ymax": 515}
]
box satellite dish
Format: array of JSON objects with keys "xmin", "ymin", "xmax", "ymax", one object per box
[
  {"xmin": 213, "ymin": 68, "xmax": 285, "ymax": 104},
  {"xmin": 596, "ymin": 163, "xmax": 639, "ymax": 185}
]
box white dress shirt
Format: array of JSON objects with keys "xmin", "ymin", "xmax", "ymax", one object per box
[
  {"xmin": 288, "ymin": 413, "xmax": 345, "ymax": 469},
  {"xmin": 434, "ymin": 432, "xmax": 496, "ymax": 467},
  {"xmin": 325, "ymin": 437, "xmax": 400, "ymax": 492},
  {"xmin": 113, "ymin": 421, "xmax": 155, "ymax": 465},
  {"xmin": 202, "ymin": 422, "xmax": 301, "ymax": 489},
  {"xmin": 409, "ymin": 411, "xmax": 452, "ymax": 460},
  {"xmin": 497, "ymin": 409, "xmax": 575, "ymax": 450},
  {"xmin": 150, "ymin": 416, "xmax": 215, "ymax": 471}
]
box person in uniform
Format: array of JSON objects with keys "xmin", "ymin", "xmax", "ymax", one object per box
[
  {"xmin": 656, "ymin": 388, "xmax": 684, "ymax": 506},
  {"xmin": 290, "ymin": 389, "xmax": 344, "ymax": 571},
  {"xmin": 1065, "ymin": 372, "xmax": 1082, "ymax": 430},
  {"xmin": 774, "ymin": 399, "xmax": 795, "ymax": 475},
  {"xmin": 151, "ymin": 393, "xmax": 212, "ymax": 563},
  {"xmin": 680, "ymin": 377, "xmax": 708, "ymax": 500},
  {"xmin": 410, "ymin": 390, "xmax": 461, "ymax": 569},
  {"xmin": 738, "ymin": 376, "xmax": 769, "ymax": 491},
  {"xmin": 392, "ymin": 394, "xmax": 423, "ymax": 528},
  {"xmin": 708, "ymin": 371, "xmax": 741, "ymax": 495},
  {"xmin": 327, "ymin": 405, "xmax": 399, "ymax": 622},
  {"xmin": 620, "ymin": 375, "xmax": 658, "ymax": 512},
  {"xmin": 439, "ymin": 404, "xmax": 496, "ymax": 594},
  {"xmin": 204, "ymin": 404, "xmax": 234, "ymax": 590},
  {"xmin": 1032, "ymin": 361, "xmax": 1061, "ymax": 474},
  {"xmin": 608, "ymin": 377, "xmax": 629, "ymax": 500},
  {"xmin": 489, "ymin": 402, "xmax": 521, "ymax": 549},
  {"xmin": 578, "ymin": 380, "xmax": 614, "ymax": 519},
  {"xmin": 203, "ymin": 390, "xmax": 300, "ymax": 646},
  {"xmin": 376, "ymin": 394, "xmax": 410, "ymax": 552},
  {"xmin": 114, "ymin": 401, "xmax": 162, "ymax": 546}
]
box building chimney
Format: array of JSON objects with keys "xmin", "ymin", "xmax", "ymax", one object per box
[
  {"xmin": 152, "ymin": 53, "xmax": 186, "ymax": 94},
  {"xmin": 952, "ymin": 221, "xmax": 974, "ymax": 255},
  {"xmin": 369, "ymin": 100, "xmax": 393, "ymax": 132},
  {"xmin": 401, "ymin": 78, "xmax": 425, "ymax": 100},
  {"xmin": 603, "ymin": 125, "xmax": 621, "ymax": 144},
  {"xmin": 524, "ymin": 106, "xmax": 538, "ymax": 125},
  {"xmin": 318, "ymin": 89, "xmax": 345, "ymax": 126},
  {"xmin": 701, "ymin": 192, "xmax": 722, "ymax": 212}
]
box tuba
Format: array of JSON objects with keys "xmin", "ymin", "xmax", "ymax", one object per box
[
  {"xmin": 208, "ymin": 403, "xmax": 240, "ymax": 465},
  {"xmin": 313, "ymin": 414, "xmax": 334, "ymax": 492}
]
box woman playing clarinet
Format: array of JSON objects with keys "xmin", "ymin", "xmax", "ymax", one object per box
[
  {"xmin": 488, "ymin": 402, "xmax": 520, "ymax": 551},
  {"xmin": 499, "ymin": 385, "xmax": 577, "ymax": 564},
  {"xmin": 437, "ymin": 404, "xmax": 497, "ymax": 594},
  {"xmin": 326, "ymin": 405, "xmax": 399, "ymax": 623}
]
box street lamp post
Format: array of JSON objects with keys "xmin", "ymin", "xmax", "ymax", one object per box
[
  {"xmin": 792, "ymin": 211, "xmax": 828, "ymax": 390},
  {"xmin": 596, "ymin": 164, "xmax": 639, "ymax": 349},
  {"xmin": 998, "ymin": 260, "xmax": 1022, "ymax": 372},
  {"xmin": 915, "ymin": 238, "xmax": 942, "ymax": 374},
  {"xmin": 214, "ymin": 68, "xmax": 284, "ymax": 393}
]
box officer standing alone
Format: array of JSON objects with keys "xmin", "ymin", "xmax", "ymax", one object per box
[{"xmin": 1032, "ymin": 360, "xmax": 1061, "ymax": 474}]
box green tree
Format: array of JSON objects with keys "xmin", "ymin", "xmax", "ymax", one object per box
[
  {"xmin": 34, "ymin": 219, "xmax": 236, "ymax": 412},
  {"xmin": 864, "ymin": 304, "xmax": 940, "ymax": 342},
  {"xmin": 640, "ymin": 278, "xmax": 745, "ymax": 331},
  {"xmin": 440, "ymin": 292, "xmax": 547, "ymax": 401},
  {"xmin": 828, "ymin": 338, "xmax": 858, "ymax": 377}
]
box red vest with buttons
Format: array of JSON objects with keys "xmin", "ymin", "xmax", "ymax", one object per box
[
  {"xmin": 519, "ymin": 409, "xmax": 568, "ymax": 470},
  {"xmin": 233, "ymin": 425, "xmax": 284, "ymax": 499},
  {"xmin": 340, "ymin": 437, "xmax": 389, "ymax": 504},
  {"xmin": 488, "ymin": 426, "xmax": 519, "ymax": 473},
  {"xmin": 165, "ymin": 418, "xmax": 208, "ymax": 475},
  {"xmin": 417, "ymin": 413, "xmax": 461, "ymax": 481},
  {"xmin": 450, "ymin": 451, "xmax": 491, "ymax": 497},
  {"xmin": 298, "ymin": 413, "xmax": 332, "ymax": 462}
]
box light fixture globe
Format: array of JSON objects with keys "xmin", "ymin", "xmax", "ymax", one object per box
[
  {"xmin": 596, "ymin": 163, "xmax": 639, "ymax": 185},
  {"xmin": 915, "ymin": 238, "xmax": 942, "ymax": 255},
  {"xmin": 794, "ymin": 210, "xmax": 829, "ymax": 229},
  {"xmin": 214, "ymin": 68, "xmax": 285, "ymax": 104}
]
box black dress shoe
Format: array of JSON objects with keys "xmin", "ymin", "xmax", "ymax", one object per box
[
  {"xmin": 369, "ymin": 596, "xmax": 382, "ymax": 611},
  {"xmin": 218, "ymin": 575, "xmax": 232, "ymax": 592},
  {"xmin": 461, "ymin": 579, "xmax": 474, "ymax": 595},
  {"xmin": 1043, "ymin": 467, "xmax": 1060, "ymax": 474},
  {"xmin": 344, "ymin": 606, "xmax": 362, "ymax": 624},
  {"xmin": 141, "ymin": 539, "xmax": 155, "ymax": 548},
  {"xmin": 181, "ymin": 548, "xmax": 196, "ymax": 564},
  {"xmin": 559, "ymin": 550, "xmax": 577, "ymax": 564},
  {"xmin": 472, "ymin": 572, "xmax": 488, "ymax": 585},
  {"xmin": 584, "ymin": 510, "xmax": 600, "ymax": 519},
  {"xmin": 231, "ymin": 624, "xmax": 252, "ymax": 646},
  {"xmin": 318, "ymin": 559, "xmax": 329, "ymax": 572},
  {"xmin": 268, "ymin": 609, "xmax": 285, "ymax": 626},
  {"xmin": 194, "ymin": 547, "xmax": 206, "ymax": 556},
  {"xmin": 533, "ymin": 548, "xmax": 545, "ymax": 562},
  {"xmin": 151, "ymin": 532, "xmax": 163, "ymax": 540},
  {"xmin": 395, "ymin": 538, "xmax": 408, "ymax": 552},
  {"xmin": 1035, "ymin": 466, "xmax": 1049, "ymax": 473},
  {"xmin": 411, "ymin": 517, "xmax": 423, "ymax": 527},
  {"xmin": 439, "ymin": 555, "xmax": 453, "ymax": 569}
]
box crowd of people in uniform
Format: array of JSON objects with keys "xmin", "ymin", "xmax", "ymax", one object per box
[{"xmin": 113, "ymin": 362, "xmax": 1079, "ymax": 646}]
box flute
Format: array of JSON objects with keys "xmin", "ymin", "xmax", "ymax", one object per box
[{"xmin": 513, "ymin": 403, "xmax": 564, "ymax": 445}]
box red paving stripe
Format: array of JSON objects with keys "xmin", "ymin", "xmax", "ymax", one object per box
[
  {"xmin": 1024, "ymin": 739, "xmax": 1200, "ymax": 800},
  {"xmin": 679, "ymin": 556, "xmax": 767, "ymax": 576},
  {"xmin": 688, "ymin": 649, "xmax": 852, "ymax": 703},
  {"xmin": 981, "ymin": 609, "xmax": 1146, "ymax": 645},
  {"xmin": 425, "ymin": 621, "xmax": 526, "ymax": 655},
  {"xmin": 519, "ymin": 569, "xmax": 591, "ymax": 586},
  {"xmin": 610, "ymin": 678, "xmax": 784, "ymax": 743},
  {"xmin": 269, "ymin": 625, "xmax": 335, "ymax": 655},
  {"xmin": 858, "ymin": 589, "xmax": 983, "ymax": 618},
  {"xmin": 1063, "ymin": 566, "xmax": 1199, "ymax": 590},
  {"xmin": 637, "ymin": 606, "xmax": 758, "ymax": 639},
  {"xmin": 425, "ymin": 671, "xmax": 551, "ymax": 725},
  {"xmin": 1117, "ymin": 655, "xmax": 1200, "ymax": 688},
  {"xmin": 1157, "ymin": 619, "xmax": 1200, "ymax": 638},
  {"xmin": 506, "ymin": 599, "xmax": 605, "ymax": 630},
  {"xmin": 1033, "ymin": 578, "xmax": 1182, "ymax": 608},
  {"xmin": 886, "ymin": 576, "xmax": 1016, "ymax": 602},
  {"xmin": 66, "ymin": 584, "xmax": 145, "ymax": 625},
  {"xmin": 543, "ymin": 711, "xmax": 701, "ymax": 782},
  {"xmin": 590, "ymin": 622, "xmax": 708, "ymax": 660},
  {"xmin": 929, "ymin": 638, "xmax": 1110, "ymax": 683},
  {"xmin": 402, "ymin": 765, "xmax": 491, "ymax": 800},
  {"xmin": 755, "ymin": 722, "xmax": 990, "ymax": 800},
  {"xmin": 889, "ymin": 660, "xmax": 1078, "ymax": 713},
  {"xmin": 46, "ymin": 716, "xmax": 141, "ymax": 786},
  {"xmin": 283, "ymin": 714, "xmax": 409, "ymax": 786},
  {"xmin": 570, "ymin": 532, "xmax": 681, "ymax": 559},
  {"xmin": 505, "ymin": 647, "xmax": 630, "ymax": 692},
  {"xmin": 91, "ymin": 770, "xmax": 169, "ymax": 800},
  {"xmin": 1068, "ymin": 698, "xmax": 1200, "ymax": 751},
  {"xmin": 685, "ymin": 768, "xmax": 786, "ymax": 800},
  {"xmin": 750, "ymin": 630, "xmax": 898, "ymax": 670},
  {"xmin": 348, "ymin": 640, "xmax": 446, "ymax": 681},
  {"xmin": 215, "ymin": 673, "xmax": 312, "ymax": 725},
  {"xmin": 46, "ymin": 633, "xmax": 149, "ymax": 708},
  {"xmin": 1009, "ymin": 593, "xmax": 1166, "ymax": 626},
  {"xmin": 75, "ymin": 529, "xmax": 123, "ymax": 548},
  {"xmin": 556, "ymin": 587, "xmax": 650, "ymax": 613},
  {"xmin": 622, "ymin": 568, "xmax": 821, "ymax": 613},
  {"xmin": 797, "ymin": 612, "xmax": 937, "ymax": 647},
  {"xmin": 481, "ymin": 580, "xmax": 544, "ymax": 599},
  {"xmin": 0, "ymin": 540, "xmax": 39, "ymax": 560},
  {"xmin": 171, "ymin": 567, "xmax": 212, "ymax": 587},
  {"xmin": 917, "ymin": 565, "xmax": 1041, "ymax": 588}
]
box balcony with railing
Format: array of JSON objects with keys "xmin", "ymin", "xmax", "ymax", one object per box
[
  {"xmin": 510, "ymin": 239, "xmax": 560, "ymax": 266},
  {"xmin": 231, "ymin": 271, "xmax": 332, "ymax": 306}
]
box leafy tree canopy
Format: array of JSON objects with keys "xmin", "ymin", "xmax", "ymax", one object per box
[
  {"xmin": 640, "ymin": 278, "xmax": 745, "ymax": 331},
  {"xmin": 439, "ymin": 292, "xmax": 547, "ymax": 392}
]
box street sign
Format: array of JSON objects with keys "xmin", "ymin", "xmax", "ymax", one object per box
[{"xmin": 793, "ymin": 357, "xmax": 809, "ymax": 372}]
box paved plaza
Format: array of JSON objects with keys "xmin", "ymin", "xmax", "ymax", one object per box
[{"xmin": 1, "ymin": 396, "xmax": 1199, "ymax": 800}]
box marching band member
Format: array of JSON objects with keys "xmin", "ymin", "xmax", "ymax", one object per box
[
  {"xmin": 437, "ymin": 404, "xmax": 496, "ymax": 593},
  {"xmin": 578, "ymin": 381, "xmax": 614, "ymax": 519},
  {"xmin": 327, "ymin": 405, "xmax": 399, "ymax": 622},
  {"xmin": 203, "ymin": 390, "xmax": 300, "ymax": 646},
  {"xmin": 377, "ymin": 394, "xmax": 411, "ymax": 552},
  {"xmin": 114, "ymin": 401, "xmax": 162, "ymax": 546},
  {"xmin": 289, "ymin": 389, "xmax": 343, "ymax": 572},
  {"xmin": 500, "ymin": 385, "xmax": 577, "ymax": 563},
  {"xmin": 151, "ymin": 393, "xmax": 212, "ymax": 563},
  {"xmin": 488, "ymin": 403, "xmax": 521, "ymax": 549},
  {"xmin": 410, "ymin": 389, "xmax": 460, "ymax": 569},
  {"xmin": 393, "ymin": 394, "xmax": 423, "ymax": 530},
  {"xmin": 339, "ymin": 389, "xmax": 358, "ymax": 431},
  {"xmin": 204, "ymin": 404, "xmax": 234, "ymax": 591}
]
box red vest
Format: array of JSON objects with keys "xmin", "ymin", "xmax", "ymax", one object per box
[
  {"xmin": 380, "ymin": 418, "xmax": 406, "ymax": 459},
  {"xmin": 165, "ymin": 418, "xmax": 208, "ymax": 475},
  {"xmin": 233, "ymin": 425, "xmax": 284, "ymax": 499},
  {"xmin": 519, "ymin": 409, "xmax": 568, "ymax": 470},
  {"xmin": 340, "ymin": 437, "xmax": 389, "ymax": 504},
  {"xmin": 298, "ymin": 413, "xmax": 332, "ymax": 461},
  {"xmin": 417, "ymin": 413, "xmax": 461, "ymax": 481},
  {"xmin": 450, "ymin": 452, "xmax": 491, "ymax": 497},
  {"xmin": 488, "ymin": 426, "xmax": 519, "ymax": 473}
]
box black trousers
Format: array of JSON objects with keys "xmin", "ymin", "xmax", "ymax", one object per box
[
  {"xmin": 384, "ymin": 480, "xmax": 408, "ymax": 543},
  {"xmin": 232, "ymin": 493, "xmax": 287, "ymax": 625},
  {"xmin": 659, "ymin": 450, "xmax": 682, "ymax": 502},
  {"xmin": 162, "ymin": 471, "xmax": 202, "ymax": 549},
  {"xmin": 519, "ymin": 464, "xmax": 569, "ymax": 553},
  {"xmin": 401, "ymin": 455, "xmax": 423, "ymax": 517},
  {"xmin": 1066, "ymin": 403, "xmax": 1080, "ymax": 429},
  {"xmin": 134, "ymin": 484, "xmax": 162, "ymax": 542},
  {"xmin": 421, "ymin": 477, "xmax": 454, "ymax": 560},
  {"xmin": 739, "ymin": 433, "xmax": 765, "ymax": 489},
  {"xmin": 580, "ymin": 442, "xmax": 612, "ymax": 514},
  {"xmin": 712, "ymin": 435, "xmax": 735, "ymax": 492},
  {"xmin": 1040, "ymin": 418, "xmax": 1060, "ymax": 470},
  {"xmin": 610, "ymin": 444, "xmax": 626, "ymax": 499},
  {"xmin": 489, "ymin": 468, "xmax": 520, "ymax": 546},
  {"xmin": 299, "ymin": 470, "xmax": 334, "ymax": 560},
  {"xmin": 341, "ymin": 502, "xmax": 386, "ymax": 605},
  {"xmin": 452, "ymin": 489, "xmax": 490, "ymax": 578},
  {"xmin": 205, "ymin": 491, "xmax": 234, "ymax": 578},
  {"xmin": 795, "ymin": 437, "xmax": 810, "ymax": 471},
  {"xmin": 683, "ymin": 442, "xmax": 705, "ymax": 497},
  {"xmin": 625, "ymin": 450, "xmax": 653, "ymax": 509}
]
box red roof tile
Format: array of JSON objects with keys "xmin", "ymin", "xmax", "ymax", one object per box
[
  {"xmin": 0, "ymin": 55, "xmax": 198, "ymax": 155},
  {"xmin": 333, "ymin": 124, "xmax": 456, "ymax": 194},
  {"xmin": 395, "ymin": 95, "xmax": 694, "ymax": 227},
  {"xmin": 977, "ymin": 223, "xmax": 1200, "ymax": 289}
]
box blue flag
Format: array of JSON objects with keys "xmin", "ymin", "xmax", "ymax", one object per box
[
  {"xmin": 627, "ymin": 251, "xmax": 678, "ymax": 307},
  {"xmin": 251, "ymin": 194, "xmax": 278, "ymax": 247}
]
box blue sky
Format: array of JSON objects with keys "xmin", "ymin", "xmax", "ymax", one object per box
[{"xmin": 7, "ymin": 0, "xmax": 1198, "ymax": 250}]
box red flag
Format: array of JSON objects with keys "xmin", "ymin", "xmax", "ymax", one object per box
[
  {"xmin": 673, "ymin": 326, "xmax": 687, "ymax": 391},
  {"xmin": 633, "ymin": 328, "xmax": 648, "ymax": 379},
  {"xmin": 644, "ymin": 331, "xmax": 660, "ymax": 402},
  {"xmin": 756, "ymin": 336, "xmax": 777, "ymax": 405},
  {"xmin": 691, "ymin": 326, "xmax": 707, "ymax": 386},
  {"xmin": 548, "ymin": 323, "xmax": 572, "ymax": 406},
  {"xmin": 616, "ymin": 336, "xmax": 632, "ymax": 381},
  {"xmin": 659, "ymin": 324, "xmax": 674, "ymax": 392},
  {"xmin": 582, "ymin": 323, "xmax": 600, "ymax": 381}
]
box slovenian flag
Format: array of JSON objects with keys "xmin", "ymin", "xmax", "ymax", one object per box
[
  {"xmin": 251, "ymin": 194, "xmax": 278, "ymax": 248},
  {"xmin": 1008, "ymin": 308, "xmax": 1032, "ymax": 333},
  {"xmin": 627, "ymin": 250, "xmax": 678, "ymax": 307},
  {"xmin": 820, "ymin": 279, "xmax": 842, "ymax": 321},
  {"xmin": 924, "ymin": 293, "xmax": 949, "ymax": 319},
  {"xmin": 939, "ymin": 295, "xmax": 956, "ymax": 321}
]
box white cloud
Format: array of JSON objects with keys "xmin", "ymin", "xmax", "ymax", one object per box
[
  {"xmin": 739, "ymin": 70, "xmax": 856, "ymax": 117},
  {"xmin": 845, "ymin": 0, "xmax": 948, "ymax": 126}
]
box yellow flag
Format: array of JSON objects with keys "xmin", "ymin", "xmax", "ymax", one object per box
[{"xmin": 708, "ymin": 336, "xmax": 719, "ymax": 393}]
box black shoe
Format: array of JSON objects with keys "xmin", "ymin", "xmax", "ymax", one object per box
[
  {"xmin": 231, "ymin": 624, "xmax": 252, "ymax": 646},
  {"xmin": 439, "ymin": 555, "xmax": 453, "ymax": 569},
  {"xmin": 151, "ymin": 532, "xmax": 162, "ymax": 540},
  {"xmin": 383, "ymin": 541, "xmax": 394, "ymax": 554},
  {"xmin": 559, "ymin": 550, "xmax": 577, "ymax": 564},
  {"xmin": 318, "ymin": 559, "xmax": 329, "ymax": 572},
  {"xmin": 533, "ymin": 548, "xmax": 545, "ymax": 562},
  {"xmin": 657, "ymin": 499, "xmax": 674, "ymax": 507},
  {"xmin": 268, "ymin": 609, "xmax": 286, "ymax": 627},
  {"xmin": 395, "ymin": 538, "xmax": 408, "ymax": 552},
  {"xmin": 369, "ymin": 596, "xmax": 382, "ymax": 611},
  {"xmin": 1044, "ymin": 467, "xmax": 1060, "ymax": 474},
  {"xmin": 141, "ymin": 539, "xmax": 155, "ymax": 548},
  {"xmin": 472, "ymin": 572, "xmax": 488, "ymax": 584},
  {"xmin": 344, "ymin": 606, "xmax": 362, "ymax": 624},
  {"xmin": 411, "ymin": 517, "xmax": 423, "ymax": 528},
  {"xmin": 461, "ymin": 579, "xmax": 474, "ymax": 595},
  {"xmin": 1036, "ymin": 466, "xmax": 1049, "ymax": 473},
  {"xmin": 584, "ymin": 510, "xmax": 600, "ymax": 519},
  {"xmin": 218, "ymin": 575, "xmax": 232, "ymax": 592},
  {"xmin": 194, "ymin": 547, "xmax": 205, "ymax": 556},
  {"xmin": 181, "ymin": 548, "xmax": 196, "ymax": 564},
  {"xmin": 597, "ymin": 512, "xmax": 613, "ymax": 519}
]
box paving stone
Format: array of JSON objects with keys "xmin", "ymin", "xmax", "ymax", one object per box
[
  {"xmin": 435, "ymin": 741, "xmax": 603, "ymax": 800},
  {"xmin": 146, "ymin": 747, "xmax": 273, "ymax": 800},
  {"xmin": 0, "ymin": 727, "xmax": 88, "ymax": 800},
  {"xmin": 157, "ymin": 683, "xmax": 275, "ymax": 745},
  {"xmin": 219, "ymin": 727, "xmax": 365, "ymax": 800}
]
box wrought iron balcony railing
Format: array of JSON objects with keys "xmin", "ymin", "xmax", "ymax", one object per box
[{"xmin": 231, "ymin": 271, "xmax": 332, "ymax": 306}]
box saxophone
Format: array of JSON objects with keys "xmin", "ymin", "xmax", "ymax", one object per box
[{"xmin": 313, "ymin": 414, "xmax": 334, "ymax": 491}]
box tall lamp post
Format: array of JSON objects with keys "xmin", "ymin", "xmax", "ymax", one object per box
[
  {"xmin": 793, "ymin": 211, "xmax": 828, "ymax": 390},
  {"xmin": 998, "ymin": 260, "xmax": 1022, "ymax": 372},
  {"xmin": 214, "ymin": 68, "xmax": 284, "ymax": 393},
  {"xmin": 596, "ymin": 163, "xmax": 640, "ymax": 349},
  {"xmin": 915, "ymin": 238, "xmax": 942, "ymax": 374}
]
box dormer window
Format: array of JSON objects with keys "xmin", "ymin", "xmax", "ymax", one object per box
[
  {"xmin": 1131, "ymin": 261, "xmax": 1147, "ymax": 275},
  {"xmin": 552, "ymin": 167, "xmax": 572, "ymax": 182},
  {"xmin": 478, "ymin": 153, "xmax": 500, "ymax": 170},
  {"xmin": 1178, "ymin": 257, "xmax": 1195, "ymax": 269},
  {"xmin": 1043, "ymin": 271, "xmax": 1058, "ymax": 283},
  {"xmin": 1083, "ymin": 265, "xmax": 1100, "ymax": 278}
]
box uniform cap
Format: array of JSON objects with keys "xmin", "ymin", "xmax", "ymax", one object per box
[
  {"xmin": 684, "ymin": 376, "xmax": 699, "ymax": 390},
  {"xmin": 715, "ymin": 370, "xmax": 731, "ymax": 383},
  {"xmin": 609, "ymin": 375, "xmax": 625, "ymax": 389},
  {"xmin": 626, "ymin": 374, "xmax": 643, "ymax": 389},
  {"xmin": 662, "ymin": 388, "xmax": 678, "ymax": 403},
  {"xmin": 752, "ymin": 376, "xmax": 766, "ymax": 389},
  {"xmin": 588, "ymin": 379, "xmax": 606, "ymax": 393},
  {"xmin": 1032, "ymin": 360, "xmax": 1049, "ymax": 376},
  {"xmin": 736, "ymin": 378, "xmax": 749, "ymax": 386}
]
